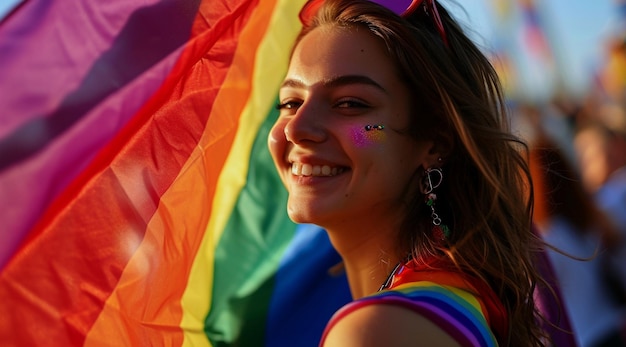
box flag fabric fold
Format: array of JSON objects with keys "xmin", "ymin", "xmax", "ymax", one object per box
[{"xmin": 0, "ymin": 0, "xmax": 350, "ymax": 346}]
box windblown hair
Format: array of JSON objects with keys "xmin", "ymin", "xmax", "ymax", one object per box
[{"xmin": 295, "ymin": 0, "xmax": 548, "ymax": 345}]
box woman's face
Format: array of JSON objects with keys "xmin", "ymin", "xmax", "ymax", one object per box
[{"xmin": 268, "ymin": 25, "xmax": 434, "ymax": 229}]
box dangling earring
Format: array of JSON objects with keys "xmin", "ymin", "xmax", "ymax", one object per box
[{"xmin": 421, "ymin": 166, "xmax": 450, "ymax": 241}]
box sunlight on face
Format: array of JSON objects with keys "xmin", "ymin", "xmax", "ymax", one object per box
[{"xmin": 268, "ymin": 25, "xmax": 432, "ymax": 230}]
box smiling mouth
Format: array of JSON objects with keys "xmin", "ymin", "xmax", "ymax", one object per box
[{"xmin": 290, "ymin": 162, "xmax": 346, "ymax": 177}]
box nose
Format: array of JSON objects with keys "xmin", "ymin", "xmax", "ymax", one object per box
[{"xmin": 283, "ymin": 101, "xmax": 327, "ymax": 144}]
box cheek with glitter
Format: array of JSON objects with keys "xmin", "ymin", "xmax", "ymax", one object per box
[{"xmin": 350, "ymin": 125, "xmax": 386, "ymax": 147}]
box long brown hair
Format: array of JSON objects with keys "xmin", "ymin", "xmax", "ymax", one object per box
[{"xmin": 295, "ymin": 0, "xmax": 546, "ymax": 345}]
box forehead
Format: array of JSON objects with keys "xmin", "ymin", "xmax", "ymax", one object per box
[{"xmin": 287, "ymin": 25, "xmax": 400, "ymax": 88}]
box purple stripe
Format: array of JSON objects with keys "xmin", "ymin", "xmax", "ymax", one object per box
[
  {"xmin": 375, "ymin": 290, "xmax": 494, "ymax": 346},
  {"xmin": 0, "ymin": 0, "xmax": 200, "ymax": 169},
  {"xmin": 0, "ymin": 0, "xmax": 200, "ymax": 268},
  {"xmin": 1, "ymin": 0, "xmax": 155, "ymax": 137},
  {"xmin": 368, "ymin": 295, "xmax": 490, "ymax": 346},
  {"xmin": 411, "ymin": 300, "xmax": 483, "ymax": 347}
]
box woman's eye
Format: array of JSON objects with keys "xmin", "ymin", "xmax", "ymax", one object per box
[
  {"xmin": 276, "ymin": 101, "xmax": 301, "ymax": 111},
  {"xmin": 336, "ymin": 99, "xmax": 368, "ymax": 109},
  {"xmin": 275, "ymin": 98, "xmax": 370, "ymax": 114}
]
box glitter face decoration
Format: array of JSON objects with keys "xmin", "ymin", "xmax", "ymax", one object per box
[
  {"xmin": 350, "ymin": 124, "xmax": 386, "ymax": 147},
  {"xmin": 364, "ymin": 124, "xmax": 385, "ymax": 131}
]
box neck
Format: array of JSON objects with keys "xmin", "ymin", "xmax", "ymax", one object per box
[{"xmin": 326, "ymin": 225, "xmax": 401, "ymax": 299}]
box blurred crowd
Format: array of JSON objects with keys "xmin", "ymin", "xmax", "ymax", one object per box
[{"xmin": 510, "ymin": 32, "xmax": 626, "ymax": 347}]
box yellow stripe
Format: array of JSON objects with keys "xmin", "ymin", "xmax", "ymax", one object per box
[{"xmin": 179, "ymin": 0, "xmax": 305, "ymax": 346}]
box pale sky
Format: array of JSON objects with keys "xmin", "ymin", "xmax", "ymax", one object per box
[{"xmin": 448, "ymin": 0, "xmax": 617, "ymax": 100}]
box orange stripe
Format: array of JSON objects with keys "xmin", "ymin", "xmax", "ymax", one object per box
[{"xmin": 83, "ymin": 1, "xmax": 275, "ymax": 345}]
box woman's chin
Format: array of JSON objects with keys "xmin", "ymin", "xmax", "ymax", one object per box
[
  {"xmin": 286, "ymin": 208, "xmax": 312, "ymax": 224},
  {"xmin": 286, "ymin": 203, "xmax": 326, "ymax": 226}
]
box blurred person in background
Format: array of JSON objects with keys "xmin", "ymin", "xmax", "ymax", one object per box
[
  {"xmin": 531, "ymin": 127, "xmax": 626, "ymax": 347},
  {"xmin": 574, "ymin": 103, "xmax": 626, "ymax": 291}
]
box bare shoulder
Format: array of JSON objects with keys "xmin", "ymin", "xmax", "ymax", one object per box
[{"xmin": 322, "ymin": 302, "xmax": 461, "ymax": 347}]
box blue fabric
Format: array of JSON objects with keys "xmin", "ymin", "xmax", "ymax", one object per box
[{"xmin": 266, "ymin": 224, "xmax": 351, "ymax": 347}]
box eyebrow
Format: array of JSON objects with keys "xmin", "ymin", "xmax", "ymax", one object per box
[{"xmin": 280, "ymin": 75, "xmax": 388, "ymax": 94}]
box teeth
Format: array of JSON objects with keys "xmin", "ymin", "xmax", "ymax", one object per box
[{"xmin": 290, "ymin": 163, "xmax": 343, "ymax": 177}]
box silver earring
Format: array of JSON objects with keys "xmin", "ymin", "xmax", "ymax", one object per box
[
  {"xmin": 422, "ymin": 167, "xmax": 443, "ymax": 194},
  {"xmin": 422, "ymin": 168, "xmax": 450, "ymax": 241}
]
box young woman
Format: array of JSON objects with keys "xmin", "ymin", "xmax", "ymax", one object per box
[{"xmin": 268, "ymin": 0, "xmax": 550, "ymax": 345}]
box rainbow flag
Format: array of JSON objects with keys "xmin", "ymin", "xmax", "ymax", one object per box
[{"xmin": 0, "ymin": 0, "xmax": 351, "ymax": 346}]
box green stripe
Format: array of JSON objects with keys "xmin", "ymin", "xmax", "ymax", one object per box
[{"xmin": 205, "ymin": 103, "xmax": 297, "ymax": 346}]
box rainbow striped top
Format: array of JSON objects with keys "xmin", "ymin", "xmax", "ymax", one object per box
[{"xmin": 319, "ymin": 261, "xmax": 508, "ymax": 346}]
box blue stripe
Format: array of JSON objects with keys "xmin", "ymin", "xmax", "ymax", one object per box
[{"xmin": 266, "ymin": 224, "xmax": 351, "ymax": 347}]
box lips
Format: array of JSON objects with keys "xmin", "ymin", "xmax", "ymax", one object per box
[{"xmin": 290, "ymin": 162, "xmax": 345, "ymax": 177}]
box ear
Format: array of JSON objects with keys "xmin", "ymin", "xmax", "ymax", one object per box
[
  {"xmin": 420, "ymin": 141, "xmax": 443, "ymax": 169},
  {"xmin": 421, "ymin": 132, "xmax": 453, "ymax": 169}
]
